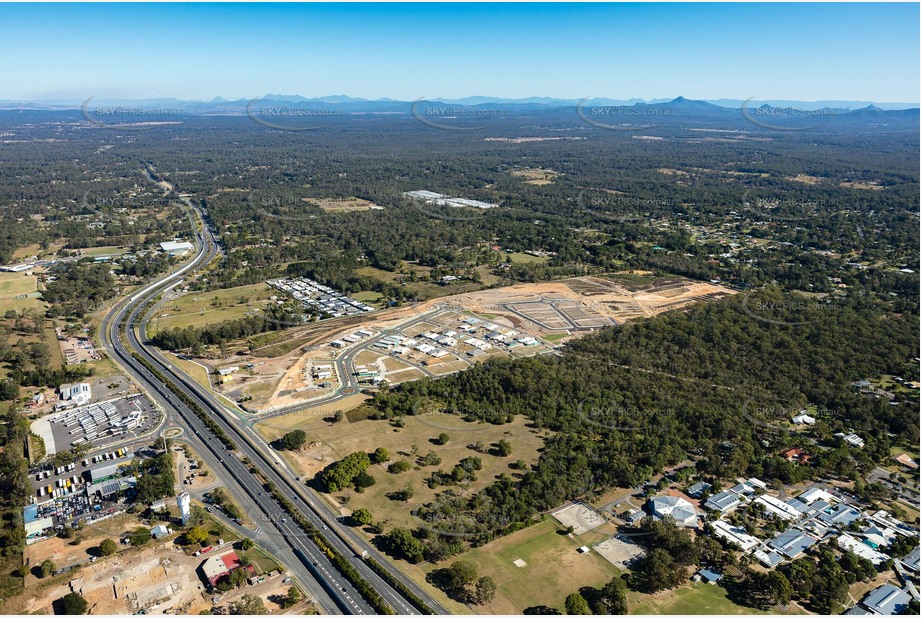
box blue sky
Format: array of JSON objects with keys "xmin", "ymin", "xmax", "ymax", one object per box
[{"xmin": 0, "ymin": 2, "xmax": 918, "ymax": 103}]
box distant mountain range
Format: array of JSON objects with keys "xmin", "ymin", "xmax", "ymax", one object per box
[
  {"xmin": 0, "ymin": 94, "xmax": 917, "ymax": 112},
  {"xmin": 0, "ymin": 95, "xmax": 916, "ymax": 132}
]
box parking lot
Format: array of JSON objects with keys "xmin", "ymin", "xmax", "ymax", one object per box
[
  {"xmin": 31, "ymin": 394, "xmax": 159, "ymax": 455},
  {"xmin": 29, "ymin": 447, "xmax": 136, "ymax": 499}
]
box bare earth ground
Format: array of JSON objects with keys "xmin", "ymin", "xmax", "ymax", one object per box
[{"xmin": 15, "ymin": 541, "xmax": 300, "ymax": 615}]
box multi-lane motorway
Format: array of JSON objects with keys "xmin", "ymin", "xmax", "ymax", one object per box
[{"xmin": 98, "ymin": 190, "xmax": 449, "ymax": 615}]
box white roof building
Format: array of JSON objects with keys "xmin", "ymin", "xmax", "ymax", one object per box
[
  {"xmin": 160, "ymin": 240, "xmax": 194, "ymax": 255},
  {"xmin": 792, "ymin": 413, "xmax": 816, "ymax": 425},
  {"xmin": 837, "ymin": 534, "xmax": 889, "ymax": 566},
  {"xmin": 835, "ymin": 432, "xmax": 865, "ymax": 448},
  {"xmin": 649, "ymin": 495, "xmax": 698, "ymax": 527},
  {"xmin": 754, "ymin": 494, "xmax": 803, "ymax": 522},
  {"xmin": 711, "ymin": 520, "xmax": 759, "ymax": 552},
  {"xmin": 59, "ymin": 382, "xmax": 91, "ymax": 406}
]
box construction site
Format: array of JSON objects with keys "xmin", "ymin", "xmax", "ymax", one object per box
[{"xmin": 196, "ymin": 274, "xmax": 732, "ymax": 414}]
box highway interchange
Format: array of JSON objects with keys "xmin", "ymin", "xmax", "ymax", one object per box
[{"xmin": 98, "ymin": 190, "xmax": 449, "ymax": 615}]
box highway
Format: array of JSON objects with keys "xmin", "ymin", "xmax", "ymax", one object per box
[
  {"xmin": 99, "ymin": 182, "xmax": 447, "ymax": 615},
  {"xmin": 98, "ymin": 193, "xmax": 371, "ymax": 615}
]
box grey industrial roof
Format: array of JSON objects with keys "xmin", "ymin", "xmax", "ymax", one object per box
[
  {"xmin": 769, "ymin": 530, "xmax": 816, "ymax": 558},
  {"xmin": 901, "ymin": 547, "xmax": 920, "ymax": 572},
  {"xmin": 818, "ymin": 504, "xmax": 861, "ymax": 526},
  {"xmin": 861, "ymin": 584, "xmax": 911, "ymax": 615},
  {"xmin": 705, "ymin": 490, "xmax": 740, "ymax": 511}
]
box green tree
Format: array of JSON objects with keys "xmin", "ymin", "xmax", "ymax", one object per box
[
  {"xmin": 129, "ymin": 527, "xmax": 151, "ymax": 546},
  {"xmin": 475, "ymin": 576, "xmax": 497, "ymax": 604},
  {"xmin": 318, "ymin": 451, "xmax": 371, "ymax": 492},
  {"xmin": 592, "ymin": 577, "xmax": 627, "ymax": 614},
  {"xmin": 98, "ymin": 539, "xmax": 118, "ymax": 557},
  {"xmin": 59, "ymin": 592, "xmax": 88, "ymax": 615},
  {"xmin": 40, "ymin": 559, "xmax": 55, "ymax": 578},
  {"xmin": 372, "ymin": 447, "xmax": 390, "ymax": 464},
  {"xmin": 284, "ymin": 586, "xmax": 302, "ymax": 608},
  {"xmin": 565, "ymin": 592, "xmax": 591, "ymax": 615},
  {"xmin": 231, "ymin": 593, "xmax": 267, "ymax": 615},
  {"xmin": 388, "ymin": 460, "xmax": 412, "ymax": 474},
  {"xmin": 351, "ymin": 508, "xmax": 373, "ymax": 526},
  {"xmin": 241, "ymin": 537, "xmax": 255, "ymax": 550},
  {"xmin": 184, "ymin": 526, "xmax": 210, "ymax": 545},
  {"xmin": 278, "ymin": 430, "xmax": 307, "ymax": 451},
  {"xmin": 353, "ymin": 470, "xmax": 376, "ymax": 490},
  {"xmin": 630, "ymin": 548, "xmax": 685, "ymax": 593},
  {"xmin": 435, "ymin": 433, "xmax": 450, "ymax": 445},
  {"xmin": 382, "ymin": 527, "xmax": 426, "ymax": 563},
  {"xmin": 495, "ymin": 439, "xmax": 512, "ymax": 457}
]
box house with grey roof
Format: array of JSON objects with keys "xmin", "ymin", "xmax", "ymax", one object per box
[{"xmin": 687, "ymin": 481, "xmax": 712, "ymax": 498}]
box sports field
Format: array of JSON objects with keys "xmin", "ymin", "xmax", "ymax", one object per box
[{"xmin": 439, "ymin": 518, "xmax": 620, "ymax": 614}]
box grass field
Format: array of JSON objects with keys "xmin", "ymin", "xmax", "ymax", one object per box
[
  {"xmin": 542, "ymin": 333, "xmax": 568, "ymax": 343},
  {"xmin": 78, "ymin": 245, "xmax": 129, "ymax": 258},
  {"xmin": 628, "ymin": 581, "xmax": 773, "ymax": 615},
  {"xmin": 306, "ymin": 196, "xmax": 381, "ymax": 212},
  {"xmin": 509, "ymin": 252, "xmax": 550, "ymax": 264},
  {"xmin": 43, "ymin": 322, "xmax": 65, "ymax": 370},
  {"xmin": 441, "ymin": 518, "xmax": 621, "ymax": 614},
  {"xmin": 0, "ymin": 271, "xmax": 41, "ymax": 313},
  {"xmin": 152, "ymin": 282, "xmax": 274, "ymax": 332},
  {"xmin": 10, "ymin": 242, "xmax": 67, "ymax": 261},
  {"xmin": 167, "ymin": 354, "xmax": 213, "ymax": 391},
  {"xmin": 352, "ymin": 290, "xmax": 384, "ymax": 304},
  {"xmin": 256, "ymin": 410, "xmax": 548, "ymax": 530}
]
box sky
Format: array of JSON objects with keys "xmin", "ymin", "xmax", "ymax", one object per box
[{"xmin": 0, "ymin": 2, "xmax": 918, "ymax": 103}]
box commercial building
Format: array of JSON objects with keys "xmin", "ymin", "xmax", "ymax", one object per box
[
  {"xmin": 649, "ymin": 495, "xmax": 698, "ymax": 527},
  {"xmin": 705, "ymin": 490, "xmax": 742, "ymax": 514},
  {"xmin": 837, "ymin": 534, "xmax": 889, "ymax": 566},
  {"xmin": 58, "ymin": 382, "xmax": 92, "ymax": 406},
  {"xmin": 711, "ymin": 520, "xmax": 759, "ymax": 552},
  {"xmin": 199, "ymin": 549, "xmax": 252, "ymax": 588},
  {"xmin": 160, "ymin": 240, "xmax": 194, "ymax": 256},
  {"xmin": 859, "ymin": 584, "xmax": 911, "ymax": 615},
  {"xmin": 754, "ymin": 494, "xmax": 803, "ymax": 522},
  {"xmin": 769, "ymin": 530, "xmax": 816, "ymax": 559}
]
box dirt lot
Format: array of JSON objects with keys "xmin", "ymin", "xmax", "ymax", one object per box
[
  {"xmin": 15, "ymin": 539, "xmax": 300, "ymax": 615},
  {"xmin": 306, "ymin": 196, "xmax": 382, "ymax": 212},
  {"xmin": 510, "ymin": 168, "xmax": 561, "ymax": 185}
]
